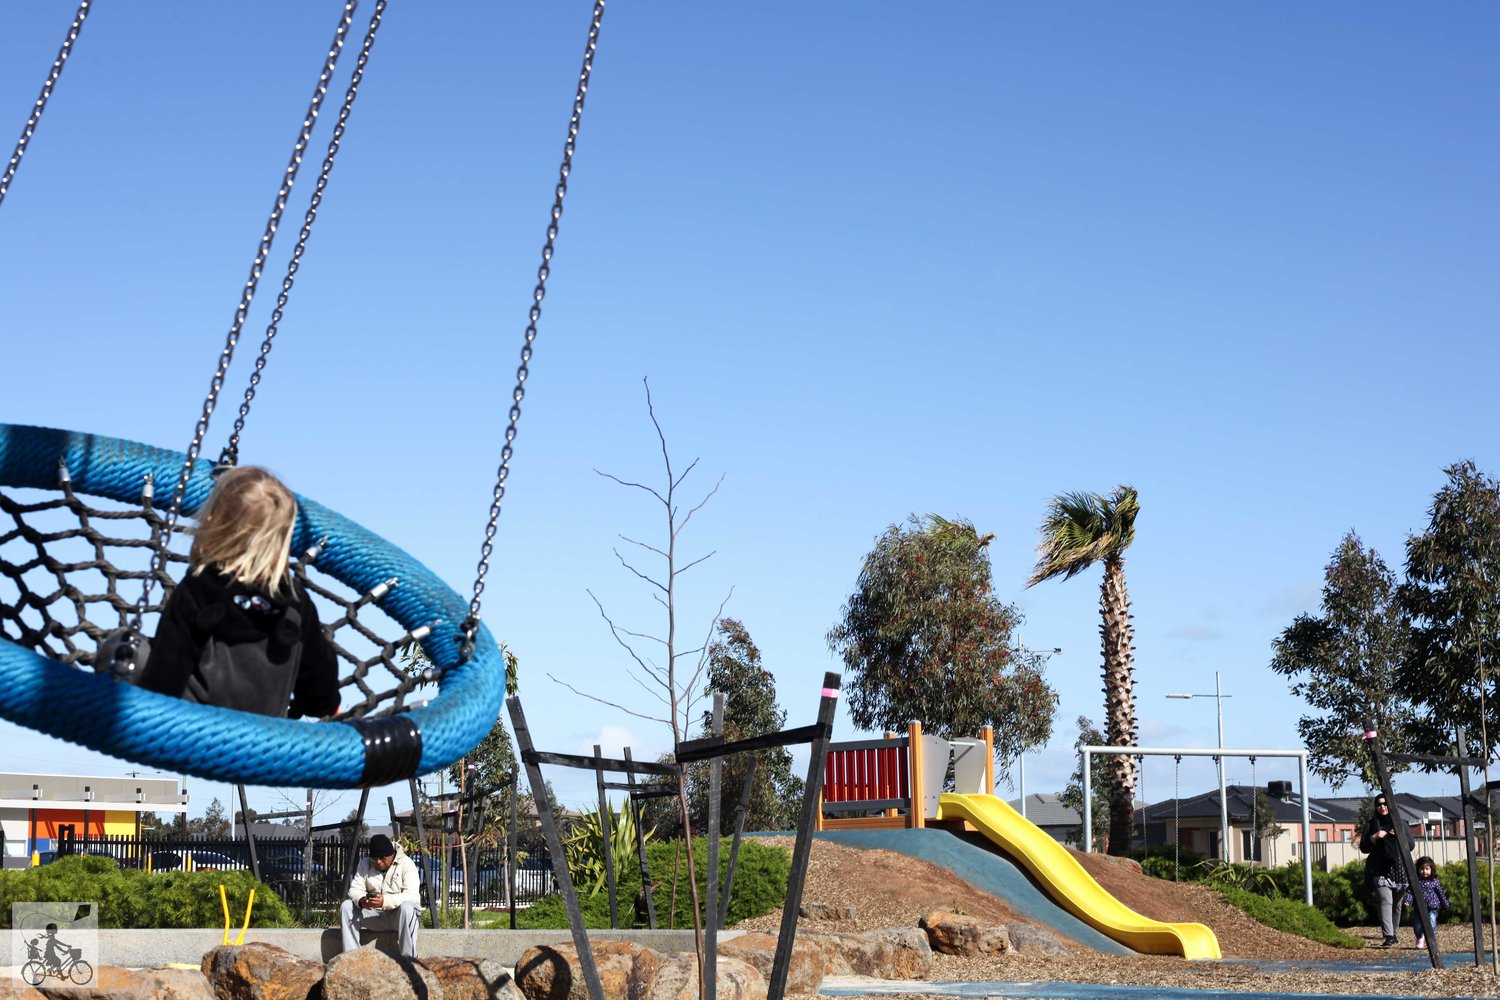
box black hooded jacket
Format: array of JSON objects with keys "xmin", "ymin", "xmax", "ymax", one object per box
[
  {"xmin": 1359, "ymin": 803, "xmax": 1408, "ymax": 886},
  {"xmin": 139, "ymin": 566, "xmax": 339, "ymax": 719}
]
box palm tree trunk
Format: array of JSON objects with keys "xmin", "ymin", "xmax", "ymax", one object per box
[{"xmin": 1099, "ymin": 558, "xmax": 1137, "ymax": 857}]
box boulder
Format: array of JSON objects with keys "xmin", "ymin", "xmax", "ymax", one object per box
[
  {"xmin": 918, "ymin": 911, "xmax": 1010, "ymax": 956},
  {"xmin": 324, "ymin": 947, "xmax": 443, "ymax": 1000},
  {"xmin": 797, "ymin": 902, "xmax": 857, "ymax": 922},
  {"xmin": 628, "ymin": 953, "xmax": 764, "ymax": 1000},
  {"xmin": 514, "ymin": 941, "xmax": 640, "ymax": 1000},
  {"xmin": 718, "ymin": 931, "xmax": 828, "ymax": 994},
  {"xmin": 202, "ymin": 942, "xmax": 325, "ymax": 1000},
  {"xmin": 1005, "ymin": 923, "xmax": 1070, "ymax": 956},
  {"xmin": 416, "ymin": 957, "xmax": 519, "ymax": 1000},
  {"xmin": 800, "ymin": 929, "xmax": 931, "ymax": 980}
]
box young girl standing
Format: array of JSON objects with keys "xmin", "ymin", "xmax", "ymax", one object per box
[
  {"xmin": 137, "ymin": 466, "xmax": 339, "ymax": 719},
  {"xmin": 1404, "ymin": 856, "xmax": 1450, "ymax": 950}
]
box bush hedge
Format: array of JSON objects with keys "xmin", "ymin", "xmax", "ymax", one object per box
[
  {"xmin": 1217, "ymin": 885, "xmax": 1363, "ymax": 948},
  {"xmin": 515, "ymin": 837, "xmax": 789, "ymax": 930},
  {"xmin": 0, "ymin": 855, "xmax": 296, "ymax": 929}
]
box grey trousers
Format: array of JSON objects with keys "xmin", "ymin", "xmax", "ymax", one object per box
[
  {"xmin": 1374, "ymin": 878, "xmax": 1404, "ymax": 938},
  {"xmin": 339, "ymin": 899, "xmax": 420, "ymax": 957}
]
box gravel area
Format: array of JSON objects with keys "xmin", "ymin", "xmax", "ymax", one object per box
[{"xmin": 746, "ymin": 835, "xmax": 1500, "ymax": 998}]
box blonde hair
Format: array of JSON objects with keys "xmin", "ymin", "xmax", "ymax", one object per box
[{"xmin": 189, "ymin": 466, "xmax": 298, "ymax": 597}]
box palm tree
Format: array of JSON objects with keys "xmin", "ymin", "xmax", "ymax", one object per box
[{"xmin": 1027, "ymin": 486, "xmax": 1139, "ymax": 857}]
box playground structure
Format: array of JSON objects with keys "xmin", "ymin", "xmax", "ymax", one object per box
[{"xmin": 816, "ymin": 726, "xmax": 1221, "ymax": 960}]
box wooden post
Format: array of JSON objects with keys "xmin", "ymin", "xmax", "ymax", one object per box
[
  {"xmin": 508, "ymin": 764, "xmax": 519, "ymax": 930},
  {"xmin": 705, "ymin": 693, "xmax": 724, "ymax": 1000},
  {"xmin": 908, "ymin": 721, "xmax": 925, "ymax": 829},
  {"xmin": 767, "ymin": 673, "xmax": 840, "ymax": 1000},
  {"xmin": 594, "ymin": 746, "xmax": 618, "ymax": 929},
  {"xmin": 1455, "ymin": 725, "xmax": 1485, "ymax": 966},
  {"xmin": 408, "ymin": 778, "xmax": 440, "ymax": 931},
  {"xmin": 623, "ymin": 748, "xmax": 657, "ymax": 930}
]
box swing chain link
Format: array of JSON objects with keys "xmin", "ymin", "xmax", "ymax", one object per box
[
  {"xmin": 0, "ymin": 0, "xmax": 94, "ymax": 211},
  {"xmin": 221, "ymin": 0, "xmax": 390, "ymax": 469},
  {"xmin": 134, "ymin": 1, "xmax": 363, "ymax": 628},
  {"xmin": 463, "ymin": 0, "xmax": 608, "ymax": 660},
  {"xmin": 1249, "ymin": 754, "xmax": 1258, "ymax": 867},
  {"xmin": 1173, "ymin": 754, "xmax": 1182, "ymax": 881}
]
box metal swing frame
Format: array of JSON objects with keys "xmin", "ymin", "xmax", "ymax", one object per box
[{"xmin": 1083, "ymin": 743, "xmax": 1313, "ymax": 905}]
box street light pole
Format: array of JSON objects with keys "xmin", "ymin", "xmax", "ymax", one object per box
[
  {"xmin": 1015, "ymin": 645, "xmax": 1063, "ymax": 820},
  {"xmin": 1166, "ymin": 671, "xmax": 1232, "ymax": 861}
]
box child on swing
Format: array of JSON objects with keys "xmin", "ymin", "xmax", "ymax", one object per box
[{"xmin": 138, "ymin": 466, "xmax": 340, "ymax": 719}]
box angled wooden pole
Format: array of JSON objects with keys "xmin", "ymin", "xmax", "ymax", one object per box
[
  {"xmin": 767, "ymin": 672, "xmax": 840, "ymax": 1000},
  {"xmin": 1364, "ymin": 719, "xmax": 1442, "ymax": 969},
  {"xmin": 511, "ymin": 697, "xmax": 604, "ymax": 1000},
  {"xmin": 721, "ymin": 756, "xmax": 758, "ymax": 928}
]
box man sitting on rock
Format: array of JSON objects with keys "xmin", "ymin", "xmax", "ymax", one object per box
[{"xmin": 340, "ymin": 834, "xmax": 421, "ymax": 958}]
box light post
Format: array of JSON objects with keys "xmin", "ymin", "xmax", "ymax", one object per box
[
  {"xmin": 1166, "ymin": 671, "xmax": 1232, "ymax": 861},
  {"xmin": 1015, "ymin": 645, "xmax": 1063, "ymax": 820}
]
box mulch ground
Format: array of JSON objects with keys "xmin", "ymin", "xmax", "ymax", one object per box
[{"xmin": 742, "ymin": 836, "xmax": 1500, "ymax": 998}]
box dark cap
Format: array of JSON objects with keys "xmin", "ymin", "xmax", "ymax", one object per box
[{"xmin": 369, "ymin": 834, "xmax": 396, "ymax": 858}]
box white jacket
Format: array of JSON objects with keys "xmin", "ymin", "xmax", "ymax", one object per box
[{"xmin": 346, "ymin": 844, "xmax": 421, "ymax": 910}]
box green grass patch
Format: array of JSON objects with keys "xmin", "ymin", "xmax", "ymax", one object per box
[{"xmin": 1216, "ymin": 885, "xmax": 1363, "ymax": 949}]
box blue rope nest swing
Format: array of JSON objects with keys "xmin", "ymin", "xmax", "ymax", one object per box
[
  {"xmin": 2, "ymin": 2, "xmax": 608, "ymax": 789},
  {"xmin": 0, "ymin": 423, "xmax": 506, "ymax": 789}
]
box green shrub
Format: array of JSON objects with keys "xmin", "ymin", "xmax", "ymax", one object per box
[
  {"xmin": 508, "ymin": 837, "xmax": 790, "ymax": 930},
  {"xmin": 1217, "ymin": 885, "xmax": 1363, "ymax": 949},
  {"xmin": 1134, "ymin": 845, "xmax": 1206, "ymax": 882},
  {"xmin": 513, "ymin": 891, "xmax": 619, "ymax": 929},
  {"xmin": 644, "ymin": 837, "xmax": 789, "ymax": 929},
  {"xmin": 0, "ymin": 857, "xmax": 295, "ymax": 929}
]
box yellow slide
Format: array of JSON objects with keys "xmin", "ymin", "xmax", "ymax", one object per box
[{"xmin": 938, "ymin": 792, "xmax": 1221, "ymax": 960}]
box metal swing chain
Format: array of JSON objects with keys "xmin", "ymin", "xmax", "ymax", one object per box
[
  {"xmin": 132, "ymin": 0, "xmax": 363, "ymax": 629},
  {"xmin": 1135, "ymin": 753, "xmax": 1144, "ymax": 848},
  {"xmin": 220, "ymin": 0, "xmax": 390, "ymax": 469},
  {"xmin": 1249, "ymin": 754, "xmax": 1258, "ymax": 867},
  {"xmin": 462, "ymin": 0, "xmax": 608, "ymax": 660},
  {"xmin": 0, "ymin": 0, "xmax": 95, "ymax": 211},
  {"xmin": 1173, "ymin": 754, "xmax": 1182, "ymax": 881}
]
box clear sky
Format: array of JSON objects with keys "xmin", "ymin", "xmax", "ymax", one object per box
[{"xmin": 2, "ymin": 2, "xmax": 1497, "ymax": 828}]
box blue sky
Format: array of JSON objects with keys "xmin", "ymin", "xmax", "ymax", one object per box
[{"xmin": 2, "ymin": 2, "xmax": 1496, "ymax": 827}]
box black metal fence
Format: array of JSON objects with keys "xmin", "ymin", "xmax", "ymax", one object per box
[{"xmin": 51, "ymin": 833, "xmax": 557, "ymax": 911}]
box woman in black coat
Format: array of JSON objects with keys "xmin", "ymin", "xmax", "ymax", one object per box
[{"xmin": 1360, "ymin": 793, "xmax": 1409, "ymax": 947}]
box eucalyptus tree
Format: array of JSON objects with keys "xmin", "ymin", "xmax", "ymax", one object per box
[
  {"xmin": 1398, "ymin": 461, "xmax": 1500, "ymax": 760},
  {"xmin": 1027, "ymin": 486, "xmax": 1139, "ymax": 856},
  {"xmin": 828, "ymin": 514, "xmax": 1058, "ymax": 771},
  {"xmin": 1270, "ymin": 531, "xmax": 1417, "ymax": 788},
  {"xmin": 690, "ymin": 618, "xmax": 804, "ymax": 834}
]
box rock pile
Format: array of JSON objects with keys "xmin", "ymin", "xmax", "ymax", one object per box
[{"xmin": 0, "ymin": 913, "xmax": 1063, "ymax": 999}]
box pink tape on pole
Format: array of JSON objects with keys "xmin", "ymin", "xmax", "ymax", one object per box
[
  {"xmin": 822, "ymin": 687, "xmax": 840, "ymax": 699},
  {"xmin": 1363, "ymin": 730, "xmax": 1378, "ymax": 739}
]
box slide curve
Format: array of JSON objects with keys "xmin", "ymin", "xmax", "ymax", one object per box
[{"xmin": 937, "ymin": 792, "xmax": 1221, "ymax": 960}]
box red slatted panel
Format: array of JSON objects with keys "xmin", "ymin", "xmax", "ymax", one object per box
[{"xmin": 823, "ymin": 745, "xmax": 911, "ymax": 804}]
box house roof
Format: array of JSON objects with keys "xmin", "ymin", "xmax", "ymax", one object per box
[
  {"xmin": 1140, "ymin": 787, "xmax": 1467, "ymax": 827},
  {"xmin": 1007, "ymin": 793, "xmax": 1081, "ymax": 827}
]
